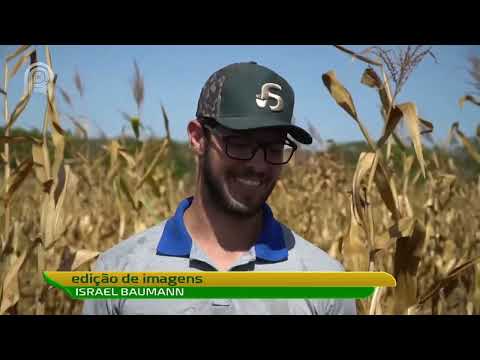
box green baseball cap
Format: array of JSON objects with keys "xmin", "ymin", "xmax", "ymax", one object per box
[{"xmin": 196, "ymin": 62, "xmax": 312, "ymax": 145}]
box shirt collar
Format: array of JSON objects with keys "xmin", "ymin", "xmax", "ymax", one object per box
[{"xmin": 156, "ymin": 196, "xmax": 288, "ymax": 262}]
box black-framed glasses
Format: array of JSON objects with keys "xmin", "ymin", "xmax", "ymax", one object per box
[{"xmin": 203, "ymin": 124, "xmax": 297, "ymax": 165}]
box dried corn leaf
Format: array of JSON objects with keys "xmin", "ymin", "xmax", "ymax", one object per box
[
  {"xmin": 379, "ymin": 70, "xmax": 394, "ymax": 112},
  {"xmin": 72, "ymin": 120, "xmax": 88, "ymax": 139},
  {"xmin": 452, "ymin": 122, "xmax": 480, "ymax": 164},
  {"xmin": 118, "ymin": 176, "xmax": 137, "ymax": 211},
  {"xmin": 459, "ymin": 95, "xmax": 480, "ymax": 108},
  {"xmin": 45, "ymin": 46, "xmax": 53, "ymax": 70},
  {"xmin": 447, "ymin": 157, "xmax": 457, "ymax": 172},
  {"xmin": 50, "ymin": 119, "xmax": 65, "ymax": 136},
  {"xmin": 32, "ymin": 142, "xmax": 48, "ymax": 184},
  {"xmin": 59, "ymin": 87, "xmax": 73, "ymax": 108},
  {"xmin": 93, "ymin": 152, "xmax": 108, "ymax": 168},
  {"xmin": 137, "ymin": 139, "xmax": 169, "ymax": 190},
  {"xmin": 377, "ymin": 106, "xmax": 403, "ymax": 148},
  {"xmin": 46, "ymin": 80, "xmax": 65, "ymax": 180},
  {"xmin": 333, "ymin": 45, "xmax": 382, "ymax": 66},
  {"xmin": 137, "ymin": 141, "xmax": 149, "ymax": 164},
  {"xmin": 6, "ymin": 86, "xmax": 33, "ymax": 130},
  {"xmin": 57, "ymin": 246, "xmax": 99, "ymax": 271},
  {"xmin": 9, "ymin": 49, "xmax": 36, "ymax": 80},
  {"xmin": 41, "ymin": 165, "xmax": 77, "ymax": 249},
  {"xmin": 403, "ymin": 155, "xmax": 415, "ymax": 178},
  {"xmin": 445, "ymin": 255, "xmax": 480, "ymax": 280},
  {"xmin": 161, "ymin": 104, "xmax": 171, "ymax": 141},
  {"xmin": 51, "ymin": 138, "xmax": 65, "ymax": 183},
  {"xmin": 74, "ymin": 70, "xmax": 84, "ymax": 97},
  {"xmin": 106, "ymin": 162, "xmax": 120, "ymax": 183},
  {"xmin": 381, "ymin": 109, "xmax": 407, "ymax": 153},
  {"xmin": 0, "ymin": 239, "xmax": 40, "ymax": 315},
  {"xmin": 29, "ymin": 50, "xmax": 38, "ymax": 65},
  {"xmin": 5, "ymin": 159, "xmax": 33, "ymax": 206},
  {"xmin": 9, "ymin": 158, "xmax": 31, "ymax": 178},
  {"xmin": 322, "ymin": 70, "xmax": 377, "ymax": 149},
  {"xmin": 369, "ymin": 287, "xmax": 384, "ymax": 315},
  {"xmin": 374, "ymin": 217, "xmax": 416, "ymax": 256},
  {"xmin": 419, "ymin": 118, "xmax": 434, "ymax": 135},
  {"xmin": 393, "ymin": 220, "xmax": 426, "ymax": 314},
  {"xmin": 72, "ymin": 249, "xmax": 100, "ymax": 270},
  {"xmin": 361, "ymin": 67, "xmax": 383, "ymax": 89},
  {"xmin": 431, "ymin": 151, "xmax": 440, "ymax": 170},
  {"xmin": 6, "ymin": 45, "xmax": 31, "ymax": 63},
  {"xmin": 373, "ymin": 222, "xmax": 406, "ymax": 252},
  {"xmin": 147, "ymin": 175, "xmax": 162, "ymax": 198},
  {"xmin": 57, "ymin": 246, "xmax": 76, "ymax": 271},
  {"xmin": 418, "ymin": 256, "xmax": 480, "ymax": 306},
  {"xmin": 342, "ymin": 200, "xmax": 369, "ymax": 271},
  {"xmin": 118, "ymin": 149, "xmax": 136, "ymax": 169},
  {"xmin": 322, "ymin": 70, "xmax": 358, "ymax": 121},
  {"xmin": 0, "ymin": 135, "xmax": 40, "ymax": 145},
  {"xmin": 373, "ymin": 217, "xmax": 415, "ymax": 253},
  {"xmin": 40, "ymin": 191, "xmax": 54, "ymax": 249},
  {"xmin": 398, "ymin": 103, "xmax": 426, "ymax": 178},
  {"xmin": 53, "ymin": 162, "xmax": 66, "ymax": 205},
  {"xmin": 352, "ymin": 152, "xmax": 375, "ymax": 226},
  {"xmin": 390, "ymin": 217, "xmax": 416, "ymax": 239},
  {"xmin": 166, "ymin": 168, "xmax": 176, "ymax": 213},
  {"xmin": 113, "ymin": 180, "xmax": 127, "ymax": 240},
  {"xmin": 374, "ymin": 161, "xmax": 400, "ymax": 221},
  {"xmin": 443, "ymin": 124, "xmax": 456, "ymax": 150},
  {"xmin": 42, "ymin": 179, "xmax": 54, "ymax": 193},
  {"xmin": 103, "ymin": 140, "xmax": 121, "ymax": 168}
]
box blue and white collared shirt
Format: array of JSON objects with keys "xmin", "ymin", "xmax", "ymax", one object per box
[{"xmin": 83, "ymin": 197, "xmax": 356, "ymax": 315}]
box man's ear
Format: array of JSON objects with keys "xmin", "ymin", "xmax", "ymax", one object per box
[{"xmin": 187, "ymin": 119, "xmax": 208, "ymax": 156}]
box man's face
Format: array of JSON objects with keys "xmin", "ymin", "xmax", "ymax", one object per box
[{"xmin": 201, "ymin": 125, "xmax": 288, "ymax": 219}]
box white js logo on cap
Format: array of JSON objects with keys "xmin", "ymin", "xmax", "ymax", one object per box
[{"xmin": 256, "ymin": 83, "xmax": 284, "ymax": 112}]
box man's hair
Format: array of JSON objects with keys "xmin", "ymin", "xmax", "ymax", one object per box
[
  {"xmin": 198, "ymin": 117, "xmax": 222, "ymax": 141},
  {"xmin": 198, "ymin": 117, "xmax": 218, "ymax": 129}
]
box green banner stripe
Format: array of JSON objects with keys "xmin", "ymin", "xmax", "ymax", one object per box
[{"xmin": 63, "ymin": 286, "xmax": 375, "ymax": 299}]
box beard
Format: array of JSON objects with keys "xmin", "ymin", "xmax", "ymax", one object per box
[{"xmin": 201, "ymin": 145, "xmax": 277, "ymax": 219}]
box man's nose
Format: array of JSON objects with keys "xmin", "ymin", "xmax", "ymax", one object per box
[{"xmin": 248, "ymin": 147, "xmax": 270, "ymax": 170}]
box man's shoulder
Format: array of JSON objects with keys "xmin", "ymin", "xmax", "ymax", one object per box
[
  {"xmin": 95, "ymin": 221, "xmax": 167, "ymax": 271},
  {"xmin": 279, "ymin": 223, "xmax": 345, "ymax": 272}
]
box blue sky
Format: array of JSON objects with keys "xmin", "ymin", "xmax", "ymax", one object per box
[{"xmin": 1, "ymin": 45, "xmax": 479, "ymax": 145}]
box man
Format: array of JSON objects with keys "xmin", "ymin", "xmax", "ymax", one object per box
[{"xmin": 83, "ymin": 62, "xmax": 356, "ymax": 315}]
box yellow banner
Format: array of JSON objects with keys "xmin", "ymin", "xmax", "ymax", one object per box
[{"xmin": 44, "ymin": 271, "xmax": 396, "ymax": 287}]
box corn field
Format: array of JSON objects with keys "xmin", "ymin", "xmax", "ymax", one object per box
[{"xmin": 1, "ymin": 45, "xmax": 480, "ymax": 315}]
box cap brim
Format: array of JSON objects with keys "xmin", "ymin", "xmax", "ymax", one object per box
[{"xmin": 216, "ymin": 116, "xmax": 313, "ymax": 145}]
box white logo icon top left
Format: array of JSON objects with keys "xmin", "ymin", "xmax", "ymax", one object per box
[
  {"xmin": 256, "ymin": 83, "xmax": 284, "ymax": 112},
  {"xmin": 24, "ymin": 62, "xmax": 54, "ymax": 95}
]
